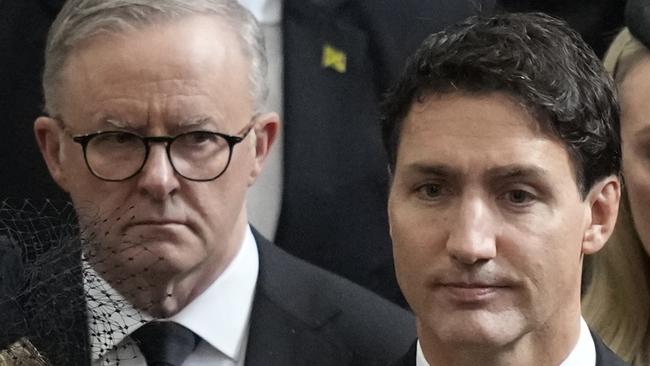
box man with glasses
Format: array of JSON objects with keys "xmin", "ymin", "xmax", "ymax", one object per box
[{"xmin": 32, "ymin": 0, "xmax": 414, "ymax": 365}]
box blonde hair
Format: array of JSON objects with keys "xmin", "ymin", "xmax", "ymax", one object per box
[{"xmin": 582, "ymin": 28, "xmax": 650, "ymax": 365}]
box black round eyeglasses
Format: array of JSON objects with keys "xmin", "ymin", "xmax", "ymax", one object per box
[{"xmin": 61, "ymin": 119, "xmax": 256, "ymax": 182}]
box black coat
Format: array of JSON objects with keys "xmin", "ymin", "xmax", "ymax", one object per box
[
  {"xmin": 2, "ymin": 228, "xmax": 415, "ymax": 366},
  {"xmin": 246, "ymin": 229, "xmax": 415, "ymax": 365},
  {"xmin": 391, "ymin": 332, "xmax": 631, "ymax": 366}
]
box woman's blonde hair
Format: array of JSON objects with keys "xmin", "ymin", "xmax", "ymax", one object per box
[{"xmin": 582, "ymin": 28, "xmax": 650, "ymax": 365}]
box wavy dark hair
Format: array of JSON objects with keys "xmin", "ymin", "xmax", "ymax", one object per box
[{"xmin": 381, "ymin": 12, "xmax": 621, "ymax": 197}]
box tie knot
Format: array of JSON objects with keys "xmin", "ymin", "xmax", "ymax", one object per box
[{"xmin": 131, "ymin": 321, "xmax": 200, "ymax": 366}]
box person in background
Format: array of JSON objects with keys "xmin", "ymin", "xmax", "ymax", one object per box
[
  {"xmin": 582, "ymin": 1, "xmax": 650, "ymax": 363},
  {"xmin": 382, "ymin": 12, "xmax": 628, "ymax": 366}
]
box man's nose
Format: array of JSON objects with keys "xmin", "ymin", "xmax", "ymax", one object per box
[
  {"xmin": 136, "ymin": 144, "xmax": 180, "ymax": 200},
  {"xmin": 446, "ymin": 196, "xmax": 497, "ymax": 265}
]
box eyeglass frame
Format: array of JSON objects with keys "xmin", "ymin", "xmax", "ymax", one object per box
[{"xmin": 54, "ymin": 117, "xmax": 257, "ymax": 182}]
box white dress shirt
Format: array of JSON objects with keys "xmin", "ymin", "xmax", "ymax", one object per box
[
  {"xmin": 89, "ymin": 226, "xmax": 259, "ymax": 366},
  {"xmin": 415, "ymin": 317, "xmax": 596, "ymax": 366},
  {"xmin": 241, "ymin": 0, "xmax": 285, "ymax": 240}
]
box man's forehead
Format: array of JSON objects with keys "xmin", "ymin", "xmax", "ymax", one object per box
[
  {"xmin": 399, "ymin": 92, "xmax": 568, "ymax": 155},
  {"xmin": 395, "ymin": 139, "xmax": 575, "ymax": 183},
  {"xmin": 55, "ymin": 16, "xmax": 251, "ymax": 130},
  {"xmin": 64, "ymin": 17, "xmax": 239, "ymax": 69},
  {"xmin": 65, "ymin": 13, "xmax": 237, "ymax": 51},
  {"xmin": 394, "ymin": 93, "xmax": 580, "ymax": 187},
  {"xmin": 400, "ymin": 101, "xmax": 547, "ymax": 150}
]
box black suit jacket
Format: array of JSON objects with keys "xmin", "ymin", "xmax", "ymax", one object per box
[
  {"xmin": 247, "ymin": 229, "xmax": 416, "ymax": 365},
  {"xmin": 276, "ymin": 0, "xmax": 497, "ymax": 307},
  {"xmin": 391, "ymin": 332, "xmax": 631, "ymax": 366},
  {"xmin": 2, "ymin": 228, "xmax": 415, "ymax": 366},
  {"xmin": 592, "ymin": 331, "xmax": 634, "ymax": 366}
]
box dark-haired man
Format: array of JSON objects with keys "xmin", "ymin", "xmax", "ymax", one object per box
[{"xmin": 382, "ymin": 12, "xmax": 629, "ymax": 366}]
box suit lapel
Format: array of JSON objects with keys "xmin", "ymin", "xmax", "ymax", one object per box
[
  {"xmin": 245, "ymin": 230, "xmax": 353, "ymax": 366},
  {"xmin": 244, "ymin": 290, "xmax": 301, "ymax": 366},
  {"xmin": 395, "ymin": 335, "xmax": 631, "ymax": 366},
  {"xmin": 592, "ymin": 331, "xmax": 631, "ymax": 366},
  {"xmin": 391, "ymin": 342, "xmax": 416, "ymax": 366},
  {"xmin": 244, "ymin": 290, "xmax": 353, "ymax": 366}
]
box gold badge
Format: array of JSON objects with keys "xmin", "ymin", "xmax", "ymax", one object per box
[
  {"xmin": 0, "ymin": 338, "xmax": 49, "ymax": 366},
  {"xmin": 321, "ymin": 44, "xmax": 347, "ymax": 73}
]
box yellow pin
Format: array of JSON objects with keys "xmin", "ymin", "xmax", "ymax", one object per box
[{"xmin": 321, "ymin": 43, "xmax": 347, "ymax": 73}]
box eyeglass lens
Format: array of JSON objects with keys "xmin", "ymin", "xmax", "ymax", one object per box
[{"xmin": 84, "ymin": 131, "xmax": 232, "ymax": 181}]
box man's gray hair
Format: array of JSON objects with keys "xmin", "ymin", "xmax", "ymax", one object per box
[{"xmin": 43, "ymin": 0, "xmax": 268, "ymax": 116}]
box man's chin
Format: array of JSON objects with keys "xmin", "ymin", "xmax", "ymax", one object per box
[
  {"xmin": 93, "ymin": 258, "xmax": 188, "ymax": 313},
  {"xmin": 90, "ymin": 246, "xmax": 194, "ymax": 288},
  {"xmin": 420, "ymin": 310, "xmax": 527, "ymax": 349}
]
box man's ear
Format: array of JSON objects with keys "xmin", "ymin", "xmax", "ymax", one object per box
[
  {"xmin": 247, "ymin": 112, "xmax": 280, "ymax": 185},
  {"xmin": 34, "ymin": 116, "xmax": 70, "ymax": 192},
  {"xmin": 581, "ymin": 176, "xmax": 621, "ymax": 255}
]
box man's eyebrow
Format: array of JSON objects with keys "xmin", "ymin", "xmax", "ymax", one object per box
[
  {"xmin": 635, "ymin": 124, "xmax": 650, "ymax": 138},
  {"xmin": 402, "ymin": 162, "xmax": 459, "ymax": 179},
  {"xmin": 104, "ymin": 118, "xmax": 130, "ymax": 129},
  {"xmin": 176, "ymin": 115, "xmax": 219, "ymax": 128},
  {"xmin": 484, "ymin": 165, "xmax": 550, "ymax": 183}
]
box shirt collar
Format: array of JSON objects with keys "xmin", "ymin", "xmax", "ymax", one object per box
[
  {"xmin": 415, "ymin": 317, "xmax": 596, "ymax": 366},
  {"xmin": 237, "ymin": 0, "xmax": 282, "ymax": 24},
  {"xmin": 88, "ymin": 225, "xmax": 259, "ymax": 362},
  {"xmin": 559, "ymin": 317, "xmax": 596, "ymax": 366},
  {"xmin": 171, "ymin": 226, "xmax": 259, "ymax": 360},
  {"xmin": 415, "ymin": 340, "xmax": 428, "ymax": 366}
]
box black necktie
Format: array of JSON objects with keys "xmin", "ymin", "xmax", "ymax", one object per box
[{"xmin": 131, "ymin": 321, "xmax": 200, "ymax": 366}]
